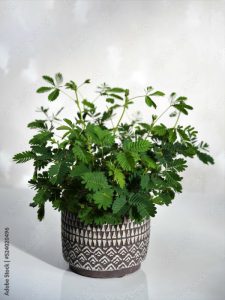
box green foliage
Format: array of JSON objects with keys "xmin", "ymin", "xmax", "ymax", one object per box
[
  {"xmin": 13, "ymin": 151, "xmax": 35, "ymax": 163},
  {"xmin": 48, "ymin": 89, "xmax": 59, "ymax": 101},
  {"xmin": 13, "ymin": 72, "xmax": 214, "ymax": 225},
  {"xmin": 36, "ymin": 87, "xmax": 53, "ymax": 93},
  {"xmin": 123, "ymin": 139, "xmax": 152, "ymax": 153},
  {"xmin": 116, "ymin": 152, "xmax": 135, "ymax": 171},
  {"xmin": 49, "ymin": 162, "xmax": 69, "ymax": 184},
  {"xmin": 93, "ymin": 188, "xmax": 113, "ymax": 210},
  {"xmin": 82, "ymin": 172, "xmax": 109, "ymax": 192},
  {"xmin": 27, "ymin": 119, "xmax": 47, "ymax": 130},
  {"xmin": 112, "ymin": 195, "xmax": 127, "ymax": 214}
]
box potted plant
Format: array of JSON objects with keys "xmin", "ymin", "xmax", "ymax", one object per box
[{"xmin": 13, "ymin": 73, "xmax": 214, "ymax": 278}]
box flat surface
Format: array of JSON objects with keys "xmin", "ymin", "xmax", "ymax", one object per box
[{"xmin": 0, "ymin": 187, "xmax": 224, "ymax": 300}]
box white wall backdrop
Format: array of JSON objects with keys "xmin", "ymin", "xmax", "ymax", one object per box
[
  {"xmin": 0, "ymin": 1, "xmax": 225, "ymax": 300},
  {"xmin": 0, "ymin": 0, "xmax": 224, "ymax": 197}
]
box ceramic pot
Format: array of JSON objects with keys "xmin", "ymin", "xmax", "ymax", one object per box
[{"xmin": 61, "ymin": 211, "xmax": 150, "ymax": 278}]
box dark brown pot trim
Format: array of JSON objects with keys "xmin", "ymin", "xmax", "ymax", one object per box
[{"xmin": 69, "ymin": 263, "xmax": 141, "ymax": 278}]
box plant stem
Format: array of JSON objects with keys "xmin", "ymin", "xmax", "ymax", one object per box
[
  {"xmin": 55, "ymin": 86, "xmax": 85, "ymax": 129},
  {"xmin": 129, "ymin": 95, "xmax": 145, "ymax": 101},
  {"xmin": 174, "ymin": 111, "xmax": 181, "ymax": 128},
  {"xmin": 55, "ymin": 87, "xmax": 76, "ymax": 102},
  {"xmin": 152, "ymin": 105, "xmax": 171, "ymax": 127},
  {"xmin": 75, "ymin": 89, "xmax": 85, "ymax": 129},
  {"xmin": 113, "ymin": 101, "xmax": 127, "ymax": 133}
]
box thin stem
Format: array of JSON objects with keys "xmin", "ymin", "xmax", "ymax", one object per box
[
  {"xmin": 93, "ymin": 94, "xmax": 101, "ymax": 103},
  {"xmin": 75, "ymin": 89, "xmax": 85, "ymax": 129},
  {"xmin": 106, "ymin": 105, "xmax": 115, "ymax": 129},
  {"xmin": 152, "ymin": 105, "xmax": 171, "ymax": 127},
  {"xmin": 113, "ymin": 102, "xmax": 127, "ymax": 133},
  {"xmin": 129, "ymin": 95, "xmax": 146, "ymax": 101},
  {"xmin": 173, "ymin": 111, "xmax": 181, "ymax": 128},
  {"xmin": 55, "ymin": 87, "xmax": 76, "ymax": 102}
]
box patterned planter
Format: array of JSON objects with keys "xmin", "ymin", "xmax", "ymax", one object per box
[{"xmin": 61, "ymin": 211, "xmax": 151, "ymax": 278}]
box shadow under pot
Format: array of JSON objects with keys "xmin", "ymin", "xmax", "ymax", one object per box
[{"xmin": 61, "ymin": 211, "xmax": 151, "ymax": 278}]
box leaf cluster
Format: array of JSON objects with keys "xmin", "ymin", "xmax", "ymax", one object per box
[{"xmin": 13, "ymin": 73, "xmax": 214, "ymax": 224}]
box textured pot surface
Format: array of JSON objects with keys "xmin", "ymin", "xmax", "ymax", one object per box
[{"xmin": 61, "ymin": 211, "xmax": 150, "ymax": 278}]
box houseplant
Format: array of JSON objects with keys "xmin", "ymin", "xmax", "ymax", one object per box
[{"xmin": 13, "ymin": 73, "xmax": 214, "ymax": 278}]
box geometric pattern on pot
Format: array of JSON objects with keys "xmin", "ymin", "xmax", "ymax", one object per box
[{"xmin": 61, "ymin": 211, "xmax": 151, "ymax": 272}]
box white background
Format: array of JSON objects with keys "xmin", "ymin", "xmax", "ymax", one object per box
[{"xmin": 0, "ymin": 1, "xmax": 224, "ymax": 299}]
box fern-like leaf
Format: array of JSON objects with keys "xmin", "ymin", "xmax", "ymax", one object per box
[
  {"xmin": 33, "ymin": 189, "xmax": 49, "ymax": 205},
  {"xmin": 13, "ymin": 151, "xmax": 35, "ymax": 163},
  {"xmin": 123, "ymin": 138, "xmax": 152, "ymax": 153},
  {"xmin": 112, "ymin": 195, "xmax": 126, "ymax": 214},
  {"xmin": 29, "ymin": 131, "xmax": 53, "ymax": 146},
  {"xmin": 116, "ymin": 152, "xmax": 135, "ymax": 171},
  {"xmin": 197, "ymin": 151, "xmax": 214, "ymax": 165},
  {"xmin": 73, "ymin": 144, "xmax": 89, "ymax": 163},
  {"xmin": 114, "ymin": 168, "xmax": 125, "ymax": 188},
  {"xmin": 27, "ymin": 119, "xmax": 47, "ymax": 130},
  {"xmin": 82, "ymin": 172, "xmax": 109, "ymax": 192},
  {"xmin": 93, "ymin": 188, "xmax": 113, "ymax": 210},
  {"xmin": 49, "ymin": 162, "xmax": 69, "ymax": 184},
  {"xmin": 129, "ymin": 193, "xmax": 156, "ymax": 218}
]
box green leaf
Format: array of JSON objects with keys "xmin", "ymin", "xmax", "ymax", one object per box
[
  {"xmin": 152, "ymin": 124, "xmax": 167, "ymax": 136},
  {"xmin": 152, "ymin": 190, "xmax": 175, "ymax": 206},
  {"xmin": 136, "ymin": 200, "xmax": 155, "ymax": 218},
  {"xmin": 82, "ymin": 99, "xmax": 95, "ymax": 110},
  {"xmin": 36, "ymin": 87, "xmax": 53, "ymax": 93},
  {"xmin": 78, "ymin": 206, "xmax": 93, "ymax": 224},
  {"xmin": 13, "ymin": 151, "xmax": 34, "ymax": 163},
  {"xmin": 123, "ymin": 139, "xmax": 152, "ymax": 153},
  {"xmin": 109, "ymin": 93, "xmax": 123, "ymax": 100},
  {"xmin": 170, "ymin": 158, "xmax": 187, "ymax": 172},
  {"xmin": 112, "ymin": 195, "xmax": 126, "ymax": 214},
  {"xmin": 141, "ymin": 154, "xmax": 157, "ymax": 169},
  {"xmin": 129, "ymin": 193, "xmax": 156, "ymax": 218},
  {"xmin": 49, "ymin": 162, "xmax": 69, "ymax": 184},
  {"xmin": 37, "ymin": 205, "xmax": 45, "ymax": 221},
  {"xmin": 70, "ymin": 163, "xmax": 90, "ymax": 177},
  {"xmin": 82, "ymin": 172, "xmax": 109, "ymax": 191},
  {"xmin": 183, "ymin": 103, "xmax": 193, "ymax": 110},
  {"xmin": 93, "ymin": 188, "xmax": 113, "ymax": 210},
  {"xmin": 33, "ymin": 189, "xmax": 49, "ymax": 205},
  {"xmin": 106, "ymin": 98, "xmax": 114, "ymax": 104},
  {"xmin": 197, "ymin": 151, "xmax": 214, "ymax": 165},
  {"xmin": 177, "ymin": 128, "xmax": 189, "ymax": 140},
  {"xmin": 150, "ymin": 91, "xmax": 165, "ymax": 96},
  {"xmin": 140, "ymin": 174, "xmax": 150, "ymax": 190},
  {"xmin": 176, "ymin": 96, "xmax": 187, "ymax": 101},
  {"xmin": 168, "ymin": 128, "xmax": 177, "ymax": 143},
  {"xmin": 173, "ymin": 104, "xmax": 188, "ymax": 115},
  {"xmin": 29, "ymin": 131, "xmax": 53, "ymax": 145},
  {"xmin": 56, "ymin": 125, "xmax": 71, "ymax": 131},
  {"xmin": 109, "ymin": 88, "xmax": 125, "ymax": 93},
  {"xmin": 63, "ymin": 118, "xmax": 74, "ymax": 128},
  {"xmin": 116, "ymin": 152, "xmax": 135, "ymax": 171},
  {"xmin": 73, "ymin": 144, "xmax": 89, "ymax": 163},
  {"xmin": 42, "ymin": 75, "xmax": 55, "ymax": 86},
  {"xmin": 55, "ymin": 73, "xmax": 63, "ymax": 85},
  {"xmin": 27, "ymin": 120, "xmax": 47, "ymax": 130},
  {"xmin": 164, "ymin": 171, "xmax": 182, "ymax": 192},
  {"xmin": 86, "ymin": 124, "xmax": 114, "ymax": 146},
  {"xmin": 145, "ymin": 96, "xmax": 157, "ymax": 109},
  {"xmin": 138, "ymin": 123, "xmax": 152, "ymax": 131},
  {"xmin": 84, "ymin": 79, "xmax": 91, "ymax": 84},
  {"xmin": 65, "ymin": 81, "xmax": 77, "ymax": 91},
  {"xmin": 114, "ymin": 168, "xmax": 125, "ymax": 188},
  {"xmin": 48, "ymin": 89, "xmax": 59, "ymax": 101}
]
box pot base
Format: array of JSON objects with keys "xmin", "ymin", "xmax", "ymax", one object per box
[{"xmin": 69, "ymin": 263, "xmax": 141, "ymax": 278}]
